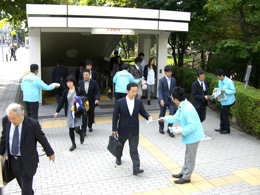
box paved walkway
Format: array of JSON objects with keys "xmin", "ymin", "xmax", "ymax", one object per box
[{"xmin": 0, "ymin": 49, "xmax": 260, "ymax": 194}]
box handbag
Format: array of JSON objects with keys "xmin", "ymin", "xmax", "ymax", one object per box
[
  {"xmin": 0, "ymin": 157, "xmax": 15, "ymax": 187},
  {"xmin": 107, "ymin": 135, "xmax": 122, "ymax": 158}
]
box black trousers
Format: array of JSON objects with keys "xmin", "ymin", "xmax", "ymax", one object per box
[
  {"xmin": 158, "ymin": 101, "xmax": 175, "ymax": 130},
  {"xmin": 81, "ymin": 107, "xmax": 95, "ymax": 133},
  {"xmin": 195, "ymin": 105, "xmax": 206, "ymax": 122},
  {"xmin": 10, "ymin": 156, "xmax": 34, "ymax": 195},
  {"xmin": 115, "ymin": 93, "xmax": 127, "ymax": 102},
  {"xmin": 24, "ymin": 102, "xmax": 39, "ymax": 120},
  {"xmin": 220, "ymin": 102, "xmax": 235, "ymax": 131},
  {"xmin": 118, "ymin": 132, "xmax": 140, "ymax": 171}
]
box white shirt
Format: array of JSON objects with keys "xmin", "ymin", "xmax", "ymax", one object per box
[
  {"xmin": 197, "ymin": 79, "xmax": 206, "ymax": 91},
  {"xmin": 147, "ymin": 68, "xmax": 155, "ymax": 85},
  {"xmin": 9, "ymin": 118, "xmax": 24, "ymax": 156},
  {"xmin": 84, "ymin": 79, "xmax": 90, "ymax": 94},
  {"xmin": 135, "ymin": 64, "xmax": 139, "ymax": 71},
  {"xmin": 141, "ymin": 60, "xmax": 146, "ymax": 71},
  {"xmin": 126, "ymin": 96, "xmax": 135, "ymax": 116},
  {"xmin": 165, "ymin": 75, "xmax": 171, "ymax": 90}
]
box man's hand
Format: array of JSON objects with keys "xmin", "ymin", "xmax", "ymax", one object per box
[
  {"xmin": 95, "ymin": 100, "xmax": 99, "ymax": 104},
  {"xmin": 112, "ymin": 131, "xmax": 118, "ymax": 135},
  {"xmin": 159, "ymin": 117, "xmax": 165, "ymax": 122},
  {"xmin": 55, "ymin": 85, "xmax": 60, "ymax": 89},
  {"xmin": 54, "ymin": 113, "xmax": 58, "ymax": 118},
  {"xmin": 221, "ymin": 89, "xmax": 225, "ymax": 93},
  {"xmin": 148, "ymin": 116, "xmax": 153, "ymax": 121},
  {"xmin": 160, "ymin": 100, "xmax": 164, "ymax": 107},
  {"xmin": 49, "ymin": 154, "xmax": 55, "ymax": 162},
  {"xmin": 213, "ymin": 89, "xmax": 216, "ymax": 92},
  {"xmin": 175, "ymin": 130, "xmax": 182, "ymax": 135},
  {"xmin": 139, "ymin": 79, "xmax": 142, "ymax": 83},
  {"xmin": 205, "ymin": 96, "xmax": 210, "ymax": 100}
]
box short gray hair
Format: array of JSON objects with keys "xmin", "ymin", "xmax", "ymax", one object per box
[{"xmin": 6, "ymin": 103, "xmax": 24, "ymax": 116}]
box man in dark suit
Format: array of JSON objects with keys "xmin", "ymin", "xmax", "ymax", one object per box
[
  {"xmin": 158, "ymin": 65, "xmax": 177, "ymax": 137},
  {"xmin": 191, "ymin": 70, "xmax": 209, "ymax": 122},
  {"xmin": 78, "ymin": 69, "xmax": 100, "ymax": 136},
  {"xmin": 79, "ymin": 59, "xmax": 97, "ymax": 81},
  {"xmin": 51, "ymin": 60, "xmax": 69, "ymax": 103},
  {"xmin": 112, "ymin": 83, "xmax": 152, "ymax": 175},
  {"xmin": 75, "ymin": 63, "xmax": 84, "ymax": 85},
  {"xmin": 0, "ymin": 103, "xmax": 55, "ymax": 195}
]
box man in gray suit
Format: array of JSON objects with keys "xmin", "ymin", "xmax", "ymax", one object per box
[
  {"xmin": 130, "ymin": 57, "xmax": 143, "ymax": 98},
  {"xmin": 158, "ymin": 65, "xmax": 177, "ymax": 137}
]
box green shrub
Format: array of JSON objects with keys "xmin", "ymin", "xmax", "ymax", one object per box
[{"xmin": 172, "ymin": 66, "xmax": 260, "ymax": 138}]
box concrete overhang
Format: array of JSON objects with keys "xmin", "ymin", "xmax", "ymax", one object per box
[{"xmin": 26, "ymin": 4, "xmax": 191, "ymax": 33}]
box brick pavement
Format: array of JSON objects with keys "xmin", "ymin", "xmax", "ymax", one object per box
[{"xmin": 2, "ymin": 108, "xmax": 260, "ymax": 195}]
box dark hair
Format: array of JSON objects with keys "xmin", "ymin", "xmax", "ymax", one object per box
[
  {"xmin": 114, "ymin": 51, "xmax": 118, "ymax": 55},
  {"xmin": 30, "ymin": 64, "xmax": 38, "ymax": 73},
  {"xmin": 164, "ymin": 65, "xmax": 173, "ymax": 72},
  {"xmin": 148, "ymin": 58, "xmax": 155, "ymax": 67},
  {"xmin": 171, "ymin": 87, "xmax": 185, "ymax": 101},
  {"xmin": 215, "ymin": 69, "xmax": 225, "ymax": 76},
  {"xmin": 66, "ymin": 75, "xmax": 76, "ymax": 87},
  {"xmin": 138, "ymin": 52, "xmax": 144, "ymax": 57},
  {"xmin": 135, "ymin": 57, "xmax": 142, "ymax": 64},
  {"xmin": 79, "ymin": 63, "xmax": 84, "ymax": 67},
  {"xmin": 123, "ymin": 64, "xmax": 130, "ymax": 70},
  {"xmin": 197, "ymin": 70, "xmax": 205, "ymax": 77},
  {"xmin": 85, "ymin": 59, "xmax": 93, "ymax": 66},
  {"xmin": 83, "ymin": 69, "xmax": 90, "ymax": 74},
  {"xmin": 57, "ymin": 60, "xmax": 62, "ymax": 66},
  {"xmin": 127, "ymin": 83, "xmax": 138, "ymax": 91}
]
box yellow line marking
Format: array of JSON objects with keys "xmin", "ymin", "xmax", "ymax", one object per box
[{"xmin": 100, "ymin": 95, "xmax": 111, "ymax": 101}]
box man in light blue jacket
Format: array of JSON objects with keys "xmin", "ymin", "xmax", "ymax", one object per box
[
  {"xmin": 21, "ymin": 64, "xmax": 58, "ymax": 119},
  {"xmin": 214, "ymin": 69, "xmax": 236, "ymax": 134},
  {"xmin": 113, "ymin": 64, "xmax": 141, "ymax": 101},
  {"xmin": 160, "ymin": 87, "xmax": 204, "ymax": 184}
]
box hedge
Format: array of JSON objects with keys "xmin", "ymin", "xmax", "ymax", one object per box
[{"xmin": 172, "ymin": 66, "xmax": 260, "ymax": 138}]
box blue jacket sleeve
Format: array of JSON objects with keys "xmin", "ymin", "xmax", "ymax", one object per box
[
  {"xmin": 113, "ymin": 73, "xmax": 117, "ymax": 84},
  {"xmin": 181, "ymin": 111, "xmax": 198, "ymax": 136},
  {"xmin": 164, "ymin": 110, "xmax": 181, "ymax": 123},
  {"xmin": 129, "ymin": 74, "xmax": 140, "ymax": 84},
  {"xmin": 36, "ymin": 79, "xmax": 55, "ymax": 91},
  {"xmin": 225, "ymin": 81, "xmax": 236, "ymax": 95}
]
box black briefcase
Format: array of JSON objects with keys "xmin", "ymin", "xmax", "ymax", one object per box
[
  {"xmin": 1, "ymin": 158, "xmax": 15, "ymax": 186},
  {"xmin": 107, "ymin": 135, "xmax": 122, "ymax": 158}
]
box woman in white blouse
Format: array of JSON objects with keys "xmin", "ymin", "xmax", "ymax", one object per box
[{"xmin": 144, "ymin": 58, "xmax": 156, "ymax": 105}]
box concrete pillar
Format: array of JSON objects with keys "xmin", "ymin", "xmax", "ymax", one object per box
[
  {"xmin": 29, "ymin": 28, "xmax": 41, "ymax": 78},
  {"xmin": 156, "ymin": 32, "xmax": 170, "ymax": 97},
  {"xmin": 29, "ymin": 28, "xmax": 42, "ymax": 102},
  {"xmin": 138, "ymin": 34, "xmax": 152, "ymax": 63}
]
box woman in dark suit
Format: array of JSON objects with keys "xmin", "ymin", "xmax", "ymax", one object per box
[{"xmin": 54, "ymin": 75, "xmax": 84, "ymax": 151}]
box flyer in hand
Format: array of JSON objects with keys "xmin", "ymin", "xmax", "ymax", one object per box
[{"xmin": 209, "ymin": 90, "xmax": 227, "ymax": 101}]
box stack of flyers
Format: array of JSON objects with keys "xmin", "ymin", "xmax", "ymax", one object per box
[{"xmin": 168, "ymin": 126, "xmax": 182, "ymax": 134}]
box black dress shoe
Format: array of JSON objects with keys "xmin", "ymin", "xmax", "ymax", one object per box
[
  {"xmin": 220, "ymin": 130, "xmax": 230, "ymax": 134},
  {"xmin": 116, "ymin": 158, "xmax": 121, "ymax": 165},
  {"xmin": 174, "ymin": 178, "xmax": 190, "ymax": 184},
  {"xmin": 69, "ymin": 144, "xmax": 76, "ymax": 151},
  {"xmin": 147, "ymin": 100, "xmax": 151, "ymax": 105},
  {"xmin": 80, "ymin": 135, "xmax": 84, "ymax": 144},
  {"xmin": 89, "ymin": 128, "xmax": 93, "ymax": 132},
  {"xmin": 133, "ymin": 169, "xmax": 144, "ymax": 175},
  {"xmin": 172, "ymin": 173, "xmax": 183, "ymax": 178},
  {"xmin": 82, "ymin": 132, "xmax": 87, "ymax": 137},
  {"xmin": 167, "ymin": 129, "xmax": 175, "ymax": 137},
  {"xmin": 215, "ymin": 128, "xmax": 222, "ymax": 132},
  {"xmin": 159, "ymin": 129, "xmax": 165, "ymax": 134}
]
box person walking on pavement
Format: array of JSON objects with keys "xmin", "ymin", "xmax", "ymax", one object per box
[
  {"xmin": 10, "ymin": 46, "xmax": 16, "ymax": 61},
  {"xmin": 159, "ymin": 87, "xmax": 204, "ymax": 184},
  {"xmin": 21, "ymin": 64, "xmax": 59, "ymax": 120},
  {"xmin": 214, "ymin": 69, "xmax": 236, "ymax": 134},
  {"xmin": 78, "ymin": 69, "xmax": 100, "ymax": 136},
  {"xmin": 79, "ymin": 59, "xmax": 97, "ymax": 81},
  {"xmin": 130, "ymin": 57, "xmax": 143, "ymax": 99},
  {"xmin": 0, "ymin": 103, "xmax": 55, "ymax": 194},
  {"xmin": 158, "ymin": 65, "xmax": 176, "ymax": 137},
  {"xmin": 54, "ymin": 75, "xmax": 85, "ymax": 151},
  {"xmin": 51, "ymin": 60, "xmax": 69, "ymax": 103},
  {"xmin": 113, "ymin": 64, "xmax": 141, "ymax": 101},
  {"xmin": 144, "ymin": 57, "xmax": 156, "ymax": 105},
  {"xmin": 191, "ymin": 70, "xmax": 209, "ymax": 122},
  {"xmin": 112, "ymin": 83, "xmax": 152, "ymax": 175}
]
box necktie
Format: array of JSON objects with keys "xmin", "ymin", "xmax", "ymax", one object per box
[
  {"xmin": 11, "ymin": 126, "xmax": 19, "ymax": 156},
  {"xmin": 201, "ymin": 82, "xmax": 203, "ymax": 88}
]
